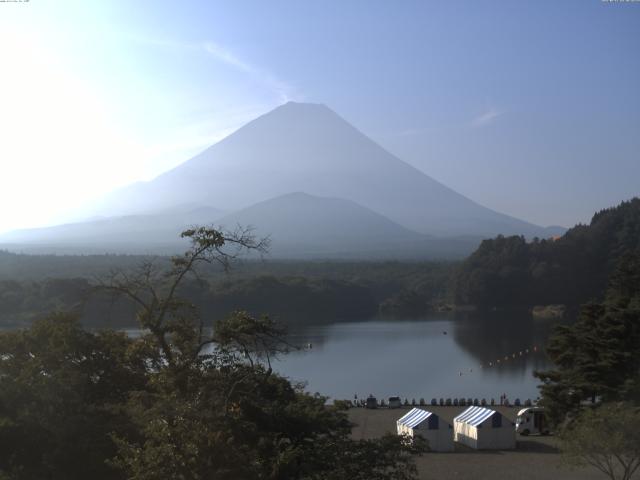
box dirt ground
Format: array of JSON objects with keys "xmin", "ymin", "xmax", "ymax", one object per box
[{"xmin": 348, "ymin": 406, "xmax": 605, "ymax": 480}]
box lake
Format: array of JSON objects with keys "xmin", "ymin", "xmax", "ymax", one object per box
[
  {"xmin": 272, "ymin": 312, "xmax": 561, "ymax": 403},
  {"xmin": 101, "ymin": 311, "xmax": 562, "ymax": 404}
]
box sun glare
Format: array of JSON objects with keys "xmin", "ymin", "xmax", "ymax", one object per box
[{"xmin": 0, "ymin": 27, "xmax": 149, "ymax": 233}]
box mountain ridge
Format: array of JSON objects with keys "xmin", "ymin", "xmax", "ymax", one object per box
[
  {"xmin": 0, "ymin": 192, "xmax": 483, "ymax": 258},
  {"xmin": 0, "ymin": 102, "xmax": 567, "ymax": 258},
  {"xmin": 90, "ymin": 101, "xmax": 555, "ymax": 238}
]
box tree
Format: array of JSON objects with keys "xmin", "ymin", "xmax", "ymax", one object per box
[
  {"xmin": 97, "ymin": 225, "xmax": 270, "ymax": 368},
  {"xmin": 452, "ymin": 198, "xmax": 640, "ymax": 309},
  {"xmin": 535, "ymin": 304, "xmax": 640, "ymax": 425},
  {"xmin": 560, "ymin": 403, "xmax": 640, "ymax": 480},
  {"xmin": 535, "ymin": 254, "xmax": 640, "ymax": 426},
  {"xmin": 103, "ymin": 227, "xmax": 424, "ymax": 479},
  {"xmin": 0, "ymin": 313, "xmax": 148, "ymax": 480},
  {"xmin": 2, "ymin": 226, "xmax": 425, "ymax": 479}
]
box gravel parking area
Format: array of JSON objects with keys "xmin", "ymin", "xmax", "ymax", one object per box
[{"xmin": 348, "ymin": 406, "xmax": 604, "ymax": 480}]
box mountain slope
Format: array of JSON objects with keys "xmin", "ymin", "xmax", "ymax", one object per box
[
  {"xmin": 0, "ymin": 193, "xmax": 482, "ymax": 258},
  {"xmin": 214, "ymin": 192, "xmax": 479, "ymax": 258},
  {"xmin": 93, "ymin": 102, "xmax": 552, "ymax": 238},
  {"xmin": 0, "ymin": 206, "xmax": 223, "ymax": 254}
]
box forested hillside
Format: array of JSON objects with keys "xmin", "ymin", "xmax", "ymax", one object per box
[
  {"xmin": 3, "ymin": 198, "xmax": 638, "ymax": 326},
  {"xmin": 535, "ymin": 252, "xmax": 640, "ymax": 425},
  {"xmin": 451, "ymin": 198, "xmax": 640, "ymax": 308},
  {"xmin": 0, "ymin": 258, "xmax": 453, "ymax": 328}
]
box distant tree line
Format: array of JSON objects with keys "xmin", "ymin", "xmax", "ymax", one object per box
[
  {"xmin": 2, "ymin": 198, "xmax": 639, "ymax": 328},
  {"xmin": 0, "ymin": 259, "xmax": 454, "ymax": 328}
]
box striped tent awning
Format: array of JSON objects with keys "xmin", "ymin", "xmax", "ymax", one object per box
[
  {"xmin": 454, "ymin": 406, "xmax": 496, "ymax": 427},
  {"xmin": 397, "ymin": 408, "xmax": 433, "ymax": 428}
]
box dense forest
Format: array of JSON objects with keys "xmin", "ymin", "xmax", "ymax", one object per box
[
  {"xmin": 2, "ymin": 198, "xmax": 639, "ymax": 328},
  {"xmin": 0, "ymin": 255, "xmax": 454, "ymax": 328},
  {"xmin": 535, "ymin": 252, "xmax": 640, "ymax": 425},
  {"xmin": 451, "ymin": 198, "xmax": 640, "ymax": 308}
]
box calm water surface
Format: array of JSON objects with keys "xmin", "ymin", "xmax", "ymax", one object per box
[
  {"xmin": 107, "ymin": 312, "xmax": 563, "ymax": 403},
  {"xmin": 272, "ymin": 313, "xmax": 560, "ymax": 403}
]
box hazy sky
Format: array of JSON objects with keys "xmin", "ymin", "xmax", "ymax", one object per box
[{"xmin": 1, "ymin": 0, "xmax": 638, "ymax": 233}]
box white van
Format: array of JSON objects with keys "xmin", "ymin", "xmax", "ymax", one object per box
[{"xmin": 515, "ymin": 407, "xmax": 549, "ymax": 435}]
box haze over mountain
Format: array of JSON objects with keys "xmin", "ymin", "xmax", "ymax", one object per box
[
  {"xmin": 92, "ymin": 102, "xmax": 560, "ymax": 237},
  {"xmin": 0, "ymin": 206, "xmax": 223, "ymax": 255},
  {"xmin": 0, "ymin": 102, "xmax": 564, "ymax": 258},
  {"xmin": 0, "ymin": 193, "xmax": 481, "ymax": 258},
  {"xmin": 215, "ymin": 192, "xmax": 481, "ymax": 259}
]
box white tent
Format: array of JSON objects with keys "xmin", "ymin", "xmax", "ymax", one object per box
[
  {"xmin": 396, "ymin": 408, "xmax": 454, "ymax": 452},
  {"xmin": 453, "ymin": 406, "xmax": 516, "ymax": 450}
]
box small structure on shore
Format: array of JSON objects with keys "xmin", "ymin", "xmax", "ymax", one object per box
[
  {"xmin": 515, "ymin": 407, "xmax": 548, "ymax": 435},
  {"xmin": 453, "ymin": 406, "xmax": 515, "ymax": 450},
  {"xmin": 396, "ymin": 408, "xmax": 454, "ymax": 452},
  {"xmin": 365, "ymin": 395, "xmax": 378, "ymax": 409}
]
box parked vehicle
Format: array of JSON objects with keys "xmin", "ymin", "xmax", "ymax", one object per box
[
  {"xmin": 515, "ymin": 407, "xmax": 549, "ymax": 435},
  {"xmin": 366, "ymin": 395, "xmax": 378, "ymax": 409},
  {"xmin": 388, "ymin": 396, "xmax": 402, "ymax": 408}
]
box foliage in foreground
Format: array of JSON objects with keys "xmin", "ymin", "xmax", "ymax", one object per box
[
  {"xmin": 0, "ymin": 227, "xmax": 423, "ymax": 479},
  {"xmin": 499, "ymin": 229, "xmax": 640, "ymax": 480},
  {"xmin": 0, "ymin": 313, "xmax": 147, "ymax": 479},
  {"xmin": 560, "ymin": 403, "xmax": 640, "ymax": 480}
]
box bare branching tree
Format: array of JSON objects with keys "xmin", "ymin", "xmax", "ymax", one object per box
[
  {"xmin": 96, "ymin": 225, "xmax": 270, "ymax": 367},
  {"xmin": 213, "ymin": 310, "xmax": 292, "ymax": 370}
]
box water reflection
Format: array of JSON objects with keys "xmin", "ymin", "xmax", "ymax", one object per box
[
  {"xmin": 273, "ymin": 313, "xmax": 566, "ymax": 402},
  {"xmin": 450, "ymin": 311, "xmax": 562, "ymax": 374}
]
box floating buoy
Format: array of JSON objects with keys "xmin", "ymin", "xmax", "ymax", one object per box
[{"xmin": 466, "ymin": 343, "xmax": 541, "ymax": 376}]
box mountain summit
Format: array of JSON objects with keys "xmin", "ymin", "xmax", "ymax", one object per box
[
  {"xmin": 0, "ymin": 102, "xmax": 563, "ymax": 257},
  {"xmin": 96, "ymin": 101, "xmax": 551, "ymax": 238}
]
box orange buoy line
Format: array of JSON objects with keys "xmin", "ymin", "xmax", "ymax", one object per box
[{"xmin": 458, "ymin": 345, "xmax": 541, "ymax": 376}]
